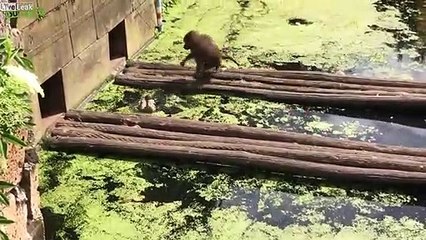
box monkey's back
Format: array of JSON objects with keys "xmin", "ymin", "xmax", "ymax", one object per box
[
  {"xmin": 194, "ymin": 35, "xmax": 222, "ymax": 68},
  {"xmin": 183, "ymin": 31, "xmax": 222, "ymax": 69}
]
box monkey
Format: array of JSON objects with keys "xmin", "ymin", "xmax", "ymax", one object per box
[
  {"xmin": 180, "ymin": 30, "xmax": 220, "ymax": 79},
  {"xmin": 138, "ymin": 95, "xmax": 156, "ymax": 113},
  {"xmin": 180, "ymin": 30, "xmax": 240, "ymax": 79}
]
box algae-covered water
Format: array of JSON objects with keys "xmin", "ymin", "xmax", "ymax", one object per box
[{"xmin": 40, "ymin": 0, "xmax": 426, "ymax": 239}]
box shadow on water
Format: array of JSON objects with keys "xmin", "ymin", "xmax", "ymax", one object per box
[
  {"xmin": 220, "ymin": 188, "xmax": 426, "ymax": 228},
  {"xmin": 373, "ymin": 0, "xmax": 426, "ymax": 64},
  {"xmin": 42, "ymin": 207, "xmax": 77, "ymax": 240},
  {"xmin": 133, "ymin": 161, "xmax": 426, "ymax": 231}
]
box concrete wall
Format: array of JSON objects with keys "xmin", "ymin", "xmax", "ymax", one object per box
[
  {"xmin": 2, "ymin": 137, "xmax": 45, "ymax": 240},
  {"xmin": 16, "ymin": 0, "xmax": 157, "ymax": 141}
]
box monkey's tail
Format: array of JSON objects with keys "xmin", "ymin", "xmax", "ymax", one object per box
[
  {"xmin": 221, "ymin": 46, "xmax": 240, "ymax": 67},
  {"xmin": 222, "ymin": 55, "xmax": 240, "ymax": 66}
]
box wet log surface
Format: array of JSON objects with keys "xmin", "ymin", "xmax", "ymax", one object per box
[
  {"xmin": 118, "ymin": 61, "xmax": 426, "ymax": 110},
  {"xmin": 44, "ymin": 110, "xmax": 426, "ymax": 185}
]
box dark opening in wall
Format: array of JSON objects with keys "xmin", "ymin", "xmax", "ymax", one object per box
[
  {"xmin": 38, "ymin": 70, "xmax": 67, "ymax": 119},
  {"xmin": 108, "ymin": 20, "xmax": 128, "ymax": 60}
]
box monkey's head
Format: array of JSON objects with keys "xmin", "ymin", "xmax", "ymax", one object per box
[
  {"xmin": 183, "ymin": 30, "xmax": 200, "ymax": 50},
  {"xmin": 144, "ymin": 95, "xmax": 152, "ymax": 100}
]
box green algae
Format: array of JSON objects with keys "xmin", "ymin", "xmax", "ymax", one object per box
[
  {"xmin": 38, "ymin": 113, "xmax": 424, "ymax": 240},
  {"xmin": 40, "ymin": 0, "xmax": 426, "ymax": 239},
  {"xmin": 40, "ymin": 151, "xmax": 425, "ymax": 240},
  {"xmin": 142, "ymin": 0, "xmax": 241, "ymax": 66},
  {"xmin": 231, "ymin": 0, "xmax": 402, "ymax": 69},
  {"xmin": 85, "ymin": 83, "xmax": 380, "ymax": 141},
  {"xmin": 142, "ymin": 0, "xmax": 422, "ymax": 73}
]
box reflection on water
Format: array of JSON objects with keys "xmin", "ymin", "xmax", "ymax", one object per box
[
  {"xmin": 218, "ymin": 187, "xmax": 426, "ymax": 228},
  {"xmin": 321, "ymin": 112, "xmax": 426, "ymax": 148},
  {"xmin": 348, "ymin": 0, "xmax": 426, "ymax": 81}
]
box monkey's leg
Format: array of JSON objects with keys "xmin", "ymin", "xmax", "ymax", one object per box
[
  {"xmin": 194, "ymin": 61, "xmax": 205, "ymax": 79},
  {"xmin": 180, "ymin": 53, "xmax": 193, "ymax": 66}
]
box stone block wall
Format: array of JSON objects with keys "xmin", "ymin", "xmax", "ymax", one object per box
[
  {"xmin": 15, "ymin": 0, "xmax": 157, "ymax": 141},
  {"xmin": 0, "ymin": 132, "xmax": 45, "ymax": 240}
]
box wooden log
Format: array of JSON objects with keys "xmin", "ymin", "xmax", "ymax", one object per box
[
  {"xmin": 45, "ymin": 135, "xmax": 426, "ymax": 184},
  {"xmin": 122, "ymin": 71, "xmax": 425, "ymax": 96},
  {"xmin": 114, "ymin": 75, "xmax": 426, "ymax": 108},
  {"xmin": 230, "ymin": 69, "xmax": 426, "ymax": 88},
  {"xmin": 125, "ymin": 61, "xmax": 426, "ymax": 88},
  {"xmin": 48, "ymin": 127, "xmax": 426, "ymax": 172},
  {"xmin": 123, "ymin": 68, "xmax": 426, "ymax": 94},
  {"xmin": 126, "ymin": 60, "xmax": 186, "ymax": 70},
  {"xmin": 64, "ymin": 110, "xmax": 426, "ymax": 157},
  {"xmin": 55, "ymin": 121, "xmax": 426, "ymax": 164}
]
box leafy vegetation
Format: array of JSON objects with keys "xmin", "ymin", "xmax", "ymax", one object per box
[
  {"xmin": 0, "ymin": 181, "xmax": 14, "ymax": 240},
  {"xmin": 0, "ymin": 32, "xmax": 43, "ymax": 240},
  {"xmin": 40, "ymin": 0, "xmax": 426, "ymax": 239}
]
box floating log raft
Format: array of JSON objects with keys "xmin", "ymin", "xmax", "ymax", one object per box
[
  {"xmin": 44, "ymin": 110, "xmax": 426, "ymax": 185},
  {"xmin": 117, "ymin": 61, "xmax": 426, "ymax": 111}
]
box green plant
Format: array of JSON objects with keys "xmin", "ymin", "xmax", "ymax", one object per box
[
  {"xmin": 0, "ymin": 36, "xmax": 33, "ymax": 160},
  {"xmin": 0, "ymin": 35, "xmax": 40, "ymax": 159},
  {"xmin": 0, "ymin": 34, "xmax": 42, "ymax": 240},
  {"xmin": 0, "ymin": 36, "xmax": 34, "ymax": 70},
  {"xmin": 36, "ymin": 8, "xmax": 46, "ymax": 21},
  {"xmin": 0, "ymin": 181, "xmax": 14, "ymax": 240}
]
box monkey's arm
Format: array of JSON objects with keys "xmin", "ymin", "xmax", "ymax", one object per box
[{"xmin": 180, "ymin": 53, "xmax": 193, "ymax": 66}]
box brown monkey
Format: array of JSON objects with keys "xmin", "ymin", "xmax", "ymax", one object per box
[{"xmin": 180, "ymin": 30, "xmax": 239, "ymax": 79}]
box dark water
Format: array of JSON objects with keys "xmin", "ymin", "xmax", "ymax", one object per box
[
  {"xmin": 146, "ymin": 0, "xmax": 426, "ymax": 232},
  {"xmin": 320, "ymin": 0, "xmax": 426, "ymax": 148},
  {"xmin": 322, "ymin": 112, "xmax": 426, "ymax": 148},
  {"xmin": 266, "ymin": 0, "xmax": 426, "ymax": 150},
  {"xmin": 145, "ymin": 0, "xmax": 426, "ymax": 228},
  {"xmin": 219, "ymin": 0, "xmax": 426, "ymax": 228},
  {"xmin": 218, "ymin": 188, "xmax": 426, "ymax": 228},
  {"xmin": 136, "ymin": 157, "xmax": 426, "ymax": 231}
]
